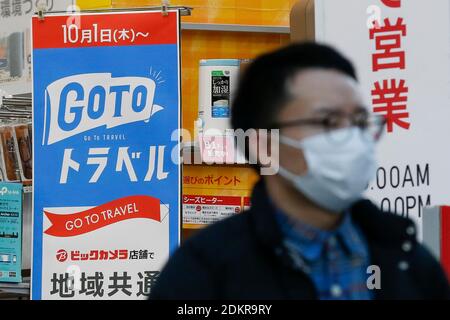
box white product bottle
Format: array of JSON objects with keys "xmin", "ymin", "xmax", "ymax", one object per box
[{"xmin": 197, "ymin": 59, "xmax": 241, "ymax": 138}]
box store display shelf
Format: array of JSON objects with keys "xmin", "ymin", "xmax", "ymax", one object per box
[
  {"xmin": 183, "ymin": 223, "xmax": 208, "ymax": 230},
  {"xmin": 181, "ymin": 23, "xmax": 290, "ymax": 34},
  {"xmin": 0, "ymin": 278, "xmax": 30, "ymax": 297}
]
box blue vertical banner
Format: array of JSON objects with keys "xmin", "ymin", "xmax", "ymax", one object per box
[
  {"xmin": 0, "ymin": 182, "xmax": 23, "ymax": 283},
  {"xmin": 31, "ymin": 10, "xmax": 181, "ymax": 300}
]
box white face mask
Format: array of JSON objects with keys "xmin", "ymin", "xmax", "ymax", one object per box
[{"xmin": 278, "ymin": 127, "xmax": 377, "ymax": 213}]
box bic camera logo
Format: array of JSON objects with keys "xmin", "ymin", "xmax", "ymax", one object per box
[{"xmin": 42, "ymin": 73, "xmax": 164, "ymax": 146}]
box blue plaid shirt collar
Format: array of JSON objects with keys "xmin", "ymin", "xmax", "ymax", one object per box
[{"xmin": 275, "ymin": 209, "xmax": 367, "ymax": 262}]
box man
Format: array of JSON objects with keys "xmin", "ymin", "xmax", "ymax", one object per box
[{"xmin": 150, "ymin": 43, "xmax": 450, "ymax": 300}]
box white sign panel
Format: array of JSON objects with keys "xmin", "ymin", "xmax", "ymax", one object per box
[{"xmin": 315, "ymin": 0, "xmax": 450, "ymax": 238}]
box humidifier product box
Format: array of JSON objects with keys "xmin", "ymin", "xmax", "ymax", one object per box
[{"xmin": 198, "ymin": 59, "xmax": 240, "ymax": 137}]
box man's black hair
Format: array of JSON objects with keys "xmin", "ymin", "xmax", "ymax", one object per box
[{"xmin": 231, "ymin": 42, "xmax": 357, "ymax": 132}]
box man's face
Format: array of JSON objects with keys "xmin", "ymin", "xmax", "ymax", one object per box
[{"xmin": 276, "ymin": 68, "xmax": 367, "ymax": 176}]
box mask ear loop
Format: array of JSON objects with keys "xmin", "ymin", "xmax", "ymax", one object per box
[
  {"xmin": 357, "ymin": 127, "xmax": 377, "ymax": 147},
  {"xmin": 279, "ymin": 135, "xmax": 304, "ymax": 149},
  {"xmin": 278, "ymin": 136, "xmax": 311, "ymax": 179}
]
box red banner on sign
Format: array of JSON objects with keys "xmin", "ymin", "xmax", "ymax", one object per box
[
  {"xmin": 44, "ymin": 195, "xmax": 161, "ymax": 237},
  {"xmin": 32, "ymin": 11, "xmax": 178, "ymax": 49},
  {"xmin": 441, "ymin": 206, "xmax": 450, "ymax": 280}
]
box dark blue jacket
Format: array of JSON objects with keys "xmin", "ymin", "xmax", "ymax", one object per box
[{"xmin": 150, "ymin": 181, "xmax": 450, "ymax": 300}]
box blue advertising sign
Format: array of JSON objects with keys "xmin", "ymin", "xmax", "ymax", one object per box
[{"xmin": 31, "ymin": 10, "xmax": 181, "ymax": 299}]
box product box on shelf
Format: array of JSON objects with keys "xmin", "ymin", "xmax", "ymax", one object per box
[
  {"xmin": 13, "ymin": 124, "xmax": 32, "ymax": 183},
  {"xmin": 0, "ymin": 126, "xmax": 21, "ymax": 182}
]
